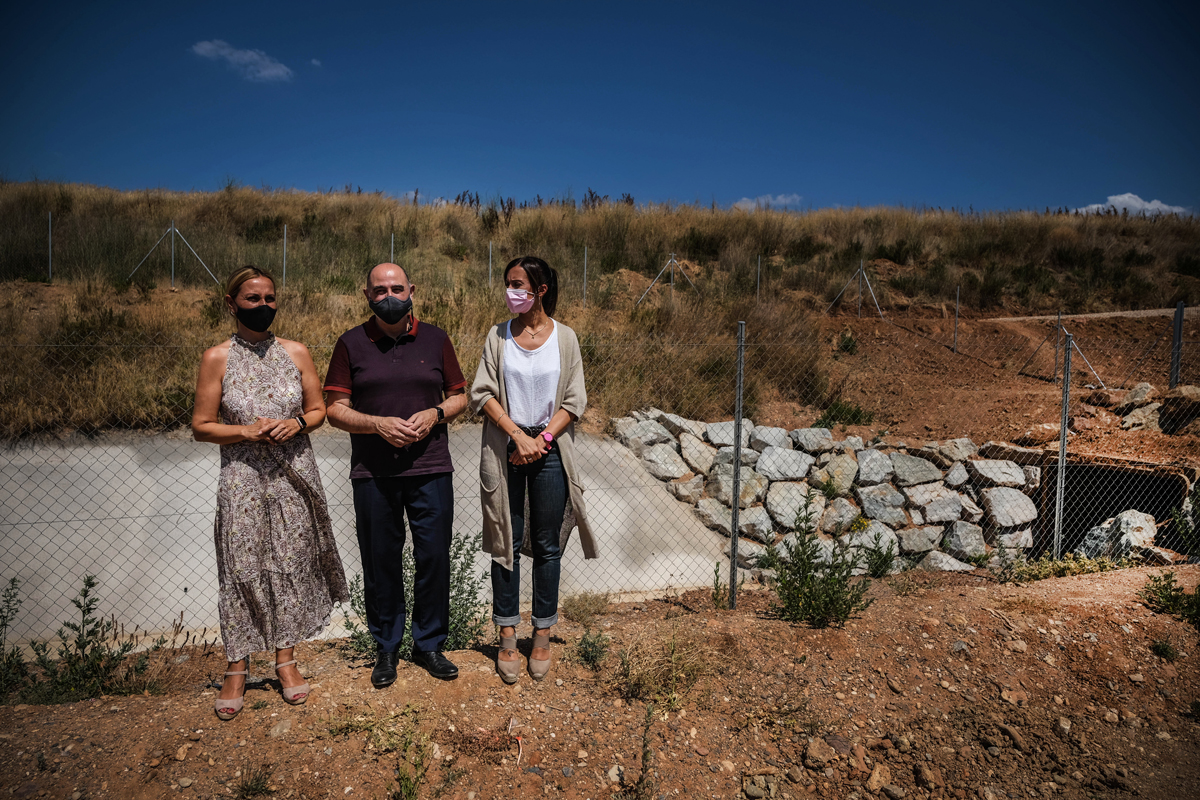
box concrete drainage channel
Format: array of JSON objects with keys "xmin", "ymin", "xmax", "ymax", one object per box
[{"xmin": 612, "ymin": 409, "xmax": 1199, "ymax": 576}]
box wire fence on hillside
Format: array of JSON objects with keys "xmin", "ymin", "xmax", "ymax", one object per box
[{"xmin": 1, "ymin": 320, "xmax": 1196, "ymax": 648}]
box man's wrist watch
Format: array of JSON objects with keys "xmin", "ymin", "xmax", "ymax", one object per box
[
  {"xmin": 541, "ymin": 431, "xmax": 554, "ymax": 444},
  {"xmin": 434, "ymin": 406, "xmax": 445, "ymax": 423}
]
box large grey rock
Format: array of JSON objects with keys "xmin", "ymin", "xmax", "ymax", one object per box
[
  {"xmin": 898, "ymin": 526, "xmax": 943, "ymax": 554},
  {"xmin": 981, "ymin": 487, "xmax": 1038, "ymax": 528},
  {"xmin": 1076, "ymin": 510, "xmax": 1157, "ymax": 558},
  {"xmin": 714, "ymin": 446, "xmax": 760, "ymax": 467},
  {"xmin": 706, "ymin": 464, "xmax": 768, "ymax": 508},
  {"xmin": 855, "ymin": 448, "xmax": 894, "ymax": 485},
  {"xmin": 855, "ymin": 483, "xmax": 908, "ymax": 526},
  {"xmin": 910, "ymin": 507, "xmax": 925, "ymax": 525},
  {"xmin": 750, "ymin": 426, "xmax": 792, "ymax": 452},
  {"xmin": 619, "ymin": 419, "xmax": 675, "ymax": 455},
  {"xmin": 842, "ymin": 436, "xmax": 865, "ymax": 451},
  {"xmin": 612, "ymin": 416, "xmax": 638, "ymax": 441},
  {"xmin": 694, "ymin": 497, "xmax": 733, "ymax": 536},
  {"xmin": 944, "ymin": 462, "xmax": 969, "ymax": 488},
  {"xmin": 655, "ymin": 411, "xmax": 707, "ymax": 439},
  {"xmin": 791, "ymin": 427, "xmax": 836, "ymax": 453},
  {"xmin": 1121, "ymin": 403, "xmax": 1161, "ymax": 432},
  {"xmin": 1116, "ymin": 382, "xmax": 1157, "ymax": 412},
  {"xmin": 667, "ymin": 474, "xmax": 705, "ymax": 504},
  {"xmin": 943, "ymin": 521, "xmax": 987, "ymax": 561},
  {"xmin": 939, "ymin": 438, "xmax": 978, "ymax": 462},
  {"xmin": 811, "ymin": 453, "xmax": 859, "ymax": 495},
  {"xmin": 917, "ymin": 551, "xmax": 975, "ymax": 572},
  {"xmin": 820, "ymin": 497, "xmax": 860, "ymax": 533},
  {"xmin": 995, "ymin": 528, "xmax": 1033, "ymax": 549},
  {"xmin": 978, "ymin": 441, "xmax": 1043, "ymax": 464},
  {"xmin": 724, "ymin": 536, "xmax": 767, "ymax": 568},
  {"xmin": 756, "ymin": 447, "xmax": 815, "ymax": 481},
  {"xmin": 766, "ymin": 481, "xmax": 827, "ymax": 529},
  {"xmin": 845, "ymin": 520, "xmax": 898, "ymax": 555},
  {"xmin": 738, "ymin": 506, "xmax": 776, "ymax": 544},
  {"xmin": 915, "ymin": 447, "xmax": 953, "ymax": 469},
  {"xmin": 641, "ymin": 443, "xmax": 689, "ymax": 480},
  {"xmin": 706, "ymin": 419, "xmax": 752, "ymax": 448},
  {"xmin": 902, "ymin": 482, "xmax": 963, "ymax": 523},
  {"xmin": 960, "ymin": 493, "xmax": 984, "ymax": 523},
  {"xmin": 890, "ymin": 453, "xmax": 943, "ymax": 487},
  {"xmin": 1022, "ymin": 466, "xmax": 1042, "ymax": 492},
  {"xmin": 679, "ymin": 433, "xmax": 716, "ymax": 475},
  {"xmin": 968, "ymin": 459, "xmax": 1026, "ymax": 488}
]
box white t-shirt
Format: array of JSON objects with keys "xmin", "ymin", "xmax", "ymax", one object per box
[{"xmin": 503, "ymin": 319, "xmax": 560, "ymax": 427}]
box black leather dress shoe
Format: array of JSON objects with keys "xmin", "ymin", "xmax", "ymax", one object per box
[
  {"xmin": 412, "ymin": 649, "xmax": 458, "ymax": 680},
  {"xmin": 371, "ymin": 649, "xmax": 399, "ymax": 688}
]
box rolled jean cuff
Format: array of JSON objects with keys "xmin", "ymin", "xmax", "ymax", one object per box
[
  {"xmin": 532, "ymin": 612, "xmax": 559, "ymax": 629},
  {"xmin": 492, "ymin": 613, "xmax": 522, "ymax": 628}
]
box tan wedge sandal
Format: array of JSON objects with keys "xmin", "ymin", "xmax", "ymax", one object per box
[
  {"xmin": 528, "ymin": 630, "xmax": 551, "ymax": 681},
  {"xmin": 214, "ymin": 669, "xmax": 247, "ymax": 721},
  {"xmin": 275, "ymin": 659, "xmax": 310, "ymax": 705},
  {"xmin": 496, "ymin": 633, "xmax": 521, "ymax": 684}
]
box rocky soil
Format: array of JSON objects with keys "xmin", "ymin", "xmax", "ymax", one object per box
[{"xmin": 3, "ymin": 567, "xmax": 1198, "ymax": 800}]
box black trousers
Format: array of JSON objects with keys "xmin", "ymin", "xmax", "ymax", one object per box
[{"xmin": 351, "ymin": 473, "xmax": 453, "ymax": 653}]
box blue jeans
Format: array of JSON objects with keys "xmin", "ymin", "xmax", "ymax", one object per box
[
  {"xmin": 352, "ymin": 473, "xmax": 453, "ymax": 653},
  {"xmin": 492, "ymin": 447, "xmax": 566, "ymax": 629}
]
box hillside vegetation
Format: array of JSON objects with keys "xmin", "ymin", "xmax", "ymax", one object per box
[{"xmin": 0, "ymin": 181, "xmax": 1197, "ymax": 439}]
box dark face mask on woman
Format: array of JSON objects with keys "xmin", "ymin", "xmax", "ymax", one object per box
[
  {"xmin": 369, "ymin": 295, "xmax": 413, "ymax": 325},
  {"xmin": 235, "ymin": 303, "xmax": 277, "ymax": 333}
]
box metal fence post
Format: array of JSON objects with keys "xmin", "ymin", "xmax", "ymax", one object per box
[
  {"xmin": 953, "ymin": 286, "xmax": 959, "ymax": 353},
  {"xmin": 1054, "ymin": 333, "xmax": 1072, "ymax": 558},
  {"xmin": 48, "ymin": 212, "xmax": 52, "ymax": 282},
  {"xmin": 170, "ymin": 219, "xmax": 176, "ymax": 289},
  {"xmin": 1170, "ymin": 301, "xmax": 1184, "ymax": 389},
  {"xmin": 729, "ymin": 321, "xmax": 746, "ymax": 610},
  {"xmin": 583, "ymin": 245, "xmax": 588, "ymax": 307},
  {"xmin": 282, "ymin": 224, "xmax": 288, "ymax": 288},
  {"xmin": 1053, "ymin": 311, "xmax": 1062, "ymax": 384},
  {"xmin": 857, "ymin": 261, "xmax": 862, "ymax": 318}
]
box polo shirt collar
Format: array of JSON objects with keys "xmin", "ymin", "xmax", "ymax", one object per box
[{"xmin": 365, "ymin": 314, "xmax": 419, "ymax": 342}]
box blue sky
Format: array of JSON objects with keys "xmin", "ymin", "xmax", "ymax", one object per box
[{"xmin": 1, "ymin": 1, "xmax": 1197, "ymax": 212}]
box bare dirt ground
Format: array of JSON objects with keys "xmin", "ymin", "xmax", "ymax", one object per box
[{"xmin": 3, "ymin": 567, "xmax": 1198, "ymax": 800}]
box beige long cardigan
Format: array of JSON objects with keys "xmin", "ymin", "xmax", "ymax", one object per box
[{"xmin": 469, "ymin": 320, "xmax": 598, "ymax": 571}]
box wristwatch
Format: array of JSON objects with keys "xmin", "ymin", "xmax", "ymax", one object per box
[
  {"xmin": 541, "ymin": 431, "xmax": 554, "ymax": 444},
  {"xmin": 434, "ymin": 406, "xmax": 445, "ymax": 423}
]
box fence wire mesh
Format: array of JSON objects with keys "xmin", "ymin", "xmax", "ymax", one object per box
[{"xmin": 1, "ymin": 315, "xmax": 1196, "ymax": 648}]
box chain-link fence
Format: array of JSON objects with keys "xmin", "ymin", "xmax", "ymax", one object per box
[{"xmin": 2, "ymin": 314, "xmax": 1196, "ymax": 648}]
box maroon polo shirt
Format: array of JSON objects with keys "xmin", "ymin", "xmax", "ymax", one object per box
[{"xmin": 324, "ymin": 316, "xmax": 467, "ymax": 479}]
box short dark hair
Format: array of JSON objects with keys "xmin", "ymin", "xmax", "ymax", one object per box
[{"xmin": 504, "ymin": 256, "xmax": 559, "ymax": 317}]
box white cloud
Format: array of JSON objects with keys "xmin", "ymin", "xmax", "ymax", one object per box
[
  {"xmin": 311, "ymin": 58, "xmax": 322, "ymax": 67},
  {"xmin": 733, "ymin": 193, "xmax": 803, "ymax": 211},
  {"xmin": 191, "ymin": 40, "xmax": 294, "ymax": 82},
  {"xmin": 1076, "ymin": 192, "xmax": 1190, "ymax": 216}
]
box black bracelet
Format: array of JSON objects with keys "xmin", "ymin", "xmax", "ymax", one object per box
[{"xmin": 295, "ymin": 416, "xmax": 308, "ymax": 430}]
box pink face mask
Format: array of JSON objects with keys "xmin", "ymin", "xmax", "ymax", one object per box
[{"xmin": 505, "ymin": 288, "xmax": 535, "ymax": 314}]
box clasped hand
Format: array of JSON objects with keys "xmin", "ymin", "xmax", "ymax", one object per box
[
  {"xmin": 509, "ymin": 432, "xmax": 550, "ymax": 465},
  {"xmin": 376, "ymin": 409, "xmax": 439, "ymax": 448},
  {"xmin": 243, "ymin": 417, "xmax": 302, "ymax": 444}
]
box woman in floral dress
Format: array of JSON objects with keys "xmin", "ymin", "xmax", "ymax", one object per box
[{"xmin": 192, "ymin": 266, "xmax": 349, "ymax": 721}]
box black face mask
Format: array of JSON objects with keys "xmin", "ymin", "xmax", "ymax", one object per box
[
  {"xmin": 235, "ymin": 304, "xmax": 277, "ymax": 333},
  {"xmin": 369, "ymin": 295, "xmax": 413, "ymax": 326}
]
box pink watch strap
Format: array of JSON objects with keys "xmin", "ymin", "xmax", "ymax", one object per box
[{"xmin": 542, "ymin": 431, "xmax": 554, "ymax": 443}]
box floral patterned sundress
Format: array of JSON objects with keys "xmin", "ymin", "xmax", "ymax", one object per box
[{"xmin": 214, "ymin": 333, "xmax": 350, "ymax": 662}]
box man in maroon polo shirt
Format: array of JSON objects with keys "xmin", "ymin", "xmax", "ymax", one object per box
[{"xmin": 325, "ymin": 263, "xmax": 468, "ymax": 686}]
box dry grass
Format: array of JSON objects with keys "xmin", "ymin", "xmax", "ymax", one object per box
[
  {"xmin": 560, "ymin": 591, "xmax": 610, "ymax": 627},
  {"xmin": 609, "ymin": 625, "xmax": 715, "ymax": 709}
]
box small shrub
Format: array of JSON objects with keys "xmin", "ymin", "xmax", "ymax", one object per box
[
  {"xmin": 814, "ymin": 400, "xmax": 874, "ymax": 428},
  {"xmin": 1003, "ymin": 552, "xmax": 1134, "ymax": 583},
  {"xmin": 235, "ymin": 763, "xmax": 274, "ymax": 799},
  {"xmin": 837, "ymin": 331, "xmax": 858, "ymax": 355},
  {"xmin": 1150, "ymin": 639, "xmax": 1179, "ymax": 662},
  {"xmin": 1169, "ymin": 483, "xmax": 1199, "ymax": 557},
  {"xmin": 611, "ymin": 627, "xmax": 712, "ymax": 709},
  {"xmin": 561, "ymin": 591, "xmax": 610, "ymax": 627},
  {"xmin": 340, "ymin": 531, "xmax": 486, "ymax": 660},
  {"xmin": 1, "ymin": 578, "xmax": 29, "ymax": 699},
  {"xmin": 614, "ymin": 703, "xmax": 658, "ymax": 800},
  {"xmin": 864, "ymin": 531, "xmax": 897, "ymax": 579},
  {"xmin": 887, "ymin": 572, "xmax": 927, "ymax": 597},
  {"xmin": 573, "ymin": 629, "xmax": 610, "ymax": 671},
  {"xmin": 767, "ymin": 489, "xmax": 873, "ymax": 628},
  {"xmin": 1139, "ymin": 572, "xmax": 1186, "ymax": 614}
]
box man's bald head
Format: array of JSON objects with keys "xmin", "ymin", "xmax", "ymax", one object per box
[{"xmin": 367, "ymin": 263, "xmax": 410, "ymax": 291}]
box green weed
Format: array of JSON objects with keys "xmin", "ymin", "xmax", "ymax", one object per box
[
  {"xmin": 573, "ymin": 629, "xmax": 610, "ymax": 671},
  {"xmin": 814, "ymin": 400, "xmax": 874, "ymax": 428},
  {"xmin": 863, "ymin": 530, "xmax": 898, "ymax": 579},
  {"xmin": 0, "ymin": 578, "xmax": 29, "ymax": 699},
  {"xmin": 235, "ymin": 763, "xmax": 274, "ymax": 799},
  {"xmin": 561, "ymin": 591, "xmax": 610, "ymax": 627}
]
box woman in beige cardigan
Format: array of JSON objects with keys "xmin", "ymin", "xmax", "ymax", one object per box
[{"xmin": 470, "ymin": 256, "xmax": 597, "ymax": 683}]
